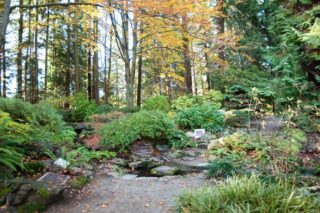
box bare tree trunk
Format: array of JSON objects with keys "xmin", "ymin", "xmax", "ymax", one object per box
[
  {"xmin": 217, "ymin": 0, "xmax": 225, "ymax": 60},
  {"xmin": 24, "ymin": 0, "xmax": 32, "ymax": 100},
  {"xmin": 192, "ymin": 59, "xmax": 197, "ymax": 96},
  {"xmin": 87, "ymin": 49, "xmax": 92, "ymax": 100},
  {"xmin": 109, "ymin": 0, "xmax": 137, "ymax": 108},
  {"xmin": 0, "ymin": 0, "xmax": 11, "ymax": 97},
  {"xmin": 74, "ymin": 0, "xmax": 81, "ymax": 93},
  {"xmin": 137, "ymin": 52, "xmax": 142, "ymax": 107},
  {"xmin": 105, "ymin": 31, "xmax": 113, "ymax": 104},
  {"xmin": 204, "ymin": 43, "xmax": 211, "ymax": 90},
  {"xmin": 182, "ymin": 15, "xmax": 192, "ymax": 95},
  {"xmin": 1, "ymin": 42, "xmax": 6, "ymax": 97},
  {"xmin": 92, "ymin": 19, "xmax": 99, "ymax": 103},
  {"xmin": 44, "ymin": 5, "xmax": 50, "ymax": 99},
  {"xmin": 17, "ymin": 0, "xmax": 24, "ymax": 98},
  {"xmin": 30, "ymin": 0, "xmax": 39, "ymax": 103}
]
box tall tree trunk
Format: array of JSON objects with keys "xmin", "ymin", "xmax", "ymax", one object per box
[
  {"xmin": 204, "ymin": 43, "xmax": 211, "ymax": 90},
  {"xmin": 0, "ymin": 0, "xmax": 11, "ymax": 97},
  {"xmin": 17, "ymin": 0, "xmax": 24, "ymax": 98},
  {"xmin": 87, "ymin": 49, "xmax": 92, "ymax": 100},
  {"xmin": 192, "ymin": 60, "xmax": 197, "ymax": 96},
  {"xmin": 182, "ymin": 15, "xmax": 192, "ymax": 95},
  {"xmin": 105, "ymin": 31, "xmax": 113, "ymax": 104},
  {"xmin": 2, "ymin": 42, "xmax": 6, "ymax": 97},
  {"xmin": 30, "ymin": 0, "xmax": 39, "ymax": 103},
  {"xmin": 44, "ymin": 5, "xmax": 50, "ymax": 99},
  {"xmin": 217, "ymin": 0, "xmax": 225, "ymax": 60},
  {"xmin": 92, "ymin": 19, "xmax": 99, "ymax": 103},
  {"xmin": 137, "ymin": 52, "xmax": 142, "ymax": 107},
  {"xmin": 24, "ymin": 0, "xmax": 32, "ymax": 100},
  {"xmin": 74, "ymin": 0, "xmax": 81, "ymax": 93},
  {"xmin": 109, "ymin": 0, "xmax": 137, "ymax": 108},
  {"xmin": 65, "ymin": 0, "xmax": 71, "ymax": 97}
]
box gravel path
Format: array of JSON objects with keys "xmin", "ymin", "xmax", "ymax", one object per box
[{"xmin": 46, "ymin": 173, "xmax": 207, "ymax": 213}]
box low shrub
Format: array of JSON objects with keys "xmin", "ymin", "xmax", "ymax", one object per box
[
  {"xmin": 0, "ymin": 98, "xmax": 75, "ymax": 145},
  {"xmin": 171, "ymin": 96, "xmax": 194, "ymax": 112},
  {"xmin": 254, "ymin": 130, "xmax": 304, "ymax": 175},
  {"xmin": 207, "ymin": 158, "xmax": 240, "ymax": 178},
  {"xmin": 71, "ymin": 93, "xmax": 96, "ymax": 122},
  {"xmin": 202, "ymin": 90, "xmax": 224, "ymax": 109},
  {"xmin": 100, "ymin": 110, "xmax": 191, "ymax": 151},
  {"xmin": 45, "ymin": 146, "xmax": 115, "ymax": 167},
  {"xmin": 177, "ymin": 175, "xmax": 320, "ymax": 212},
  {"xmin": 94, "ymin": 104, "xmax": 116, "ymax": 114},
  {"xmin": 143, "ymin": 95, "xmax": 170, "ymax": 112},
  {"xmin": 175, "ymin": 104, "xmax": 224, "ymax": 133},
  {"xmin": 172, "ymin": 90, "xmax": 223, "ymax": 112}
]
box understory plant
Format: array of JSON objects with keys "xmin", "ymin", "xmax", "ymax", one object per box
[
  {"xmin": 143, "ymin": 95, "xmax": 170, "ymax": 112},
  {"xmin": 176, "ymin": 103, "xmax": 224, "ymax": 133},
  {"xmin": 177, "ymin": 175, "xmax": 320, "ymax": 213},
  {"xmin": 100, "ymin": 110, "xmax": 191, "ymax": 151},
  {"xmin": 45, "ymin": 146, "xmax": 115, "ymax": 167}
]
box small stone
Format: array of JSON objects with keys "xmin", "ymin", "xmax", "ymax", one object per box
[{"xmin": 54, "ymin": 158, "xmax": 70, "ymax": 169}]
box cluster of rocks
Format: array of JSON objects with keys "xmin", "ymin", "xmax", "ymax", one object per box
[{"xmin": 2, "ymin": 173, "xmax": 70, "ymax": 212}]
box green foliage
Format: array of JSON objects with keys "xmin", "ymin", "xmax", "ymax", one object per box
[
  {"xmin": 202, "ymin": 90, "xmax": 224, "ymax": 109},
  {"xmin": 143, "ymin": 95, "xmax": 170, "ymax": 112},
  {"xmin": 207, "ymin": 158, "xmax": 240, "ymax": 178},
  {"xmin": 177, "ymin": 175, "xmax": 320, "ymax": 213},
  {"xmin": 71, "ymin": 93, "xmax": 97, "ymax": 122},
  {"xmin": 94, "ymin": 104, "xmax": 115, "ymax": 114},
  {"xmin": 172, "ymin": 90, "xmax": 223, "ymax": 112},
  {"xmin": 0, "ymin": 98, "xmax": 75, "ymax": 145},
  {"xmin": 100, "ymin": 110, "xmax": 190, "ymax": 151},
  {"xmin": 0, "ymin": 111, "xmax": 31, "ymax": 144},
  {"xmin": 69, "ymin": 176, "xmax": 89, "ymax": 189},
  {"xmin": 176, "ymin": 104, "xmax": 224, "ymax": 132},
  {"xmin": 172, "ymin": 96, "xmax": 194, "ymax": 111},
  {"xmin": 24, "ymin": 161, "xmax": 45, "ymax": 175},
  {"xmin": 0, "ymin": 146, "xmax": 24, "ymax": 171},
  {"xmin": 224, "ymin": 110, "xmax": 250, "ymax": 127},
  {"xmin": 252, "ymin": 130, "xmax": 304, "ymax": 175},
  {"xmin": 17, "ymin": 202, "xmax": 46, "ymax": 213},
  {"xmin": 45, "ymin": 146, "xmax": 115, "ymax": 167}
]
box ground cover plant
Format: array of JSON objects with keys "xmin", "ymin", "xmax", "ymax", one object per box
[{"xmin": 177, "ymin": 175, "xmax": 320, "ymax": 213}]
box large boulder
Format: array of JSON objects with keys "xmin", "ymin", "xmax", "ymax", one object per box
[{"xmin": 6, "ymin": 173, "xmax": 69, "ymax": 212}]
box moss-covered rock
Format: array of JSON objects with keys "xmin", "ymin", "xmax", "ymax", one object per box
[{"xmin": 69, "ymin": 176, "xmax": 89, "ymax": 189}]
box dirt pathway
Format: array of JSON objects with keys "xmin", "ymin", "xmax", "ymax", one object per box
[{"xmin": 46, "ymin": 173, "xmax": 208, "ymax": 213}]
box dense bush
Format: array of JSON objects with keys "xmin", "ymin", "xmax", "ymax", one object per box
[
  {"xmin": 0, "ymin": 98, "xmax": 75, "ymax": 145},
  {"xmin": 171, "ymin": 96, "xmax": 195, "ymax": 111},
  {"xmin": 176, "ymin": 104, "xmax": 224, "ymax": 132},
  {"xmin": 172, "ymin": 90, "xmax": 223, "ymax": 112},
  {"xmin": 71, "ymin": 93, "xmax": 96, "ymax": 122},
  {"xmin": 100, "ymin": 110, "xmax": 191, "ymax": 151},
  {"xmin": 143, "ymin": 95, "xmax": 170, "ymax": 112},
  {"xmin": 177, "ymin": 175, "xmax": 320, "ymax": 212},
  {"xmin": 202, "ymin": 90, "xmax": 224, "ymax": 109}
]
